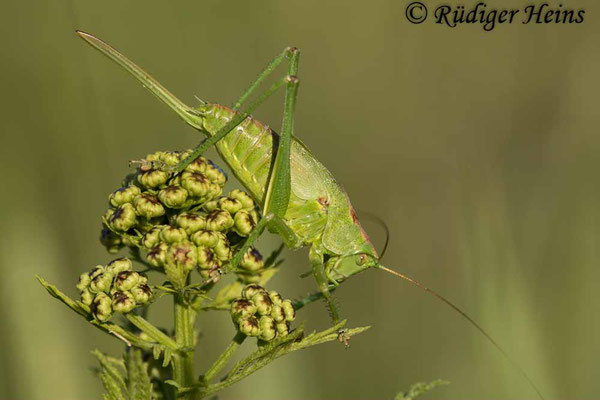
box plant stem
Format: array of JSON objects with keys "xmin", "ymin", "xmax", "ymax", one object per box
[
  {"xmin": 125, "ymin": 313, "xmax": 178, "ymax": 350},
  {"xmin": 203, "ymin": 332, "xmax": 246, "ymax": 383},
  {"xmin": 173, "ymin": 294, "xmax": 196, "ymax": 399}
]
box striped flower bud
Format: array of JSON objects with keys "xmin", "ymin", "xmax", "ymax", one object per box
[
  {"xmin": 176, "ymin": 213, "xmax": 206, "ymax": 235},
  {"xmin": 131, "ymin": 284, "xmax": 152, "ymax": 305},
  {"xmin": 100, "ymin": 227, "xmax": 123, "ymax": 254},
  {"xmin": 276, "ymin": 322, "xmax": 289, "ymax": 336},
  {"xmin": 218, "ymin": 197, "xmax": 243, "ymax": 214},
  {"xmin": 114, "ymin": 271, "xmax": 140, "ymax": 292},
  {"xmin": 242, "ymin": 284, "xmax": 266, "ymax": 300},
  {"xmin": 281, "ymin": 299, "xmax": 295, "ymax": 322},
  {"xmin": 109, "ymin": 203, "xmax": 138, "ymax": 232},
  {"xmin": 91, "ymin": 292, "xmax": 113, "ymax": 322},
  {"xmin": 229, "ymin": 189, "xmax": 255, "ymax": 210},
  {"xmin": 160, "ymin": 226, "xmax": 187, "ymax": 244},
  {"xmin": 213, "ymin": 235, "xmax": 231, "ymax": 261},
  {"xmin": 205, "ymin": 161, "xmax": 227, "ymax": 185},
  {"xmin": 190, "ymin": 230, "xmax": 219, "ymax": 248},
  {"xmin": 112, "ymin": 291, "xmax": 136, "ymax": 314},
  {"xmin": 203, "ymin": 199, "xmax": 219, "ymax": 212},
  {"xmin": 105, "ymin": 258, "xmax": 132, "ymax": 275},
  {"xmin": 109, "ymin": 185, "xmax": 141, "ymax": 207},
  {"xmin": 270, "ymin": 304, "xmax": 285, "ymax": 323},
  {"xmin": 233, "ymin": 210, "xmax": 256, "ymax": 236},
  {"xmin": 183, "ymin": 156, "xmax": 208, "ymax": 173},
  {"xmin": 147, "ymin": 243, "xmax": 168, "ymax": 267},
  {"xmin": 141, "ymin": 226, "xmax": 164, "ymax": 249},
  {"xmin": 159, "ymin": 151, "xmax": 180, "ymax": 167},
  {"xmin": 197, "ymin": 247, "xmax": 219, "ymax": 270},
  {"xmin": 77, "ymin": 272, "xmax": 91, "ymax": 291},
  {"xmin": 252, "ymin": 291, "xmax": 273, "ymax": 316},
  {"xmin": 181, "ymin": 172, "xmax": 211, "ymax": 198},
  {"xmin": 158, "ymin": 185, "xmax": 188, "ymax": 209},
  {"xmin": 205, "ymin": 210, "xmax": 234, "ymax": 232},
  {"xmin": 230, "ymin": 299, "xmax": 257, "ymax": 322},
  {"xmin": 258, "ymin": 316, "xmax": 277, "ymax": 341},
  {"xmin": 80, "ymin": 288, "xmax": 94, "ymax": 306},
  {"xmin": 166, "ymin": 241, "xmax": 198, "ymax": 273},
  {"xmin": 269, "ymin": 291, "xmax": 283, "ymax": 305},
  {"xmin": 133, "ymin": 194, "xmax": 165, "ymax": 219},
  {"xmin": 89, "ymin": 271, "xmax": 114, "ymax": 294},
  {"xmin": 239, "ymin": 248, "xmax": 264, "ymax": 272},
  {"xmin": 238, "ymin": 316, "xmax": 260, "ymax": 337},
  {"xmin": 138, "ymin": 169, "xmax": 169, "ymax": 189}
]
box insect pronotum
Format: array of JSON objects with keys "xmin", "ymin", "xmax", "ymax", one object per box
[{"xmin": 77, "ymin": 31, "xmax": 544, "ymax": 399}]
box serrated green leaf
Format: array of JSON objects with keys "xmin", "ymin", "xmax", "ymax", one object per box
[{"xmin": 125, "ymin": 348, "xmax": 154, "ymax": 400}]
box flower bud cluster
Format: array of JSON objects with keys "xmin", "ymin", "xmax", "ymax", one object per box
[
  {"xmin": 99, "ymin": 150, "xmax": 270, "ymax": 283},
  {"xmin": 230, "ymin": 284, "xmax": 295, "ymax": 342},
  {"xmin": 77, "ymin": 258, "xmax": 152, "ymax": 322}
]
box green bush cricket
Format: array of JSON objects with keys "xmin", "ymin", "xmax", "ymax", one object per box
[{"xmin": 76, "ymin": 31, "xmax": 543, "ymax": 399}]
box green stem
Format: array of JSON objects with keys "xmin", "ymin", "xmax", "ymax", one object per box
[
  {"xmin": 173, "ymin": 294, "xmax": 196, "ymax": 399},
  {"xmin": 203, "ymin": 332, "xmax": 246, "ymax": 383},
  {"xmin": 125, "ymin": 313, "xmax": 178, "ymax": 350}
]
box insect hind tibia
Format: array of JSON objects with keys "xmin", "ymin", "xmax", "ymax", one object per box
[{"xmin": 376, "ymin": 264, "xmax": 545, "ymax": 400}]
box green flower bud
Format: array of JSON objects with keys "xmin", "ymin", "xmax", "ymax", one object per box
[
  {"xmin": 231, "ymin": 299, "xmax": 257, "ymax": 322},
  {"xmin": 240, "ymin": 248, "xmax": 264, "ymax": 272},
  {"xmin": 269, "ymin": 291, "xmax": 283, "ymax": 305},
  {"xmin": 166, "ymin": 241, "xmax": 198, "ymax": 273},
  {"xmin": 133, "ymin": 194, "xmax": 165, "ymax": 219},
  {"xmin": 100, "ymin": 227, "xmax": 123, "ymax": 253},
  {"xmin": 105, "ymin": 258, "xmax": 133, "ymax": 275},
  {"xmin": 258, "ymin": 315, "xmax": 277, "ymax": 341},
  {"xmin": 109, "ymin": 185, "xmax": 141, "ymax": 207},
  {"xmin": 77, "ymin": 273, "xmax": 91, "ymax": 291},
  {"xmin": 141, "ymin": 226, "xmax": 165, "ymax": 249},
  {"xmin": 281, "ymin": 299, "xmax": 295, "ymax": 322},
  {"xmin": 276, "ymin": 322, "xmax": 289, "ymax": 336},
  {"xmin": 184, "ymin": 156, "xmax": 208, "ymax": 173},
  {"xmin": 109, "ymin": 203, "xmax": 138, "ymax": 232},
  {"xmin": 91, "ymin": 292, "xmax": 113, "ymax": 322},
  {"xmin": 213, "ymin": 235, "xmax": 231, "ymax": 261},
  {"xmin": 218, "ymin": 197, "xmax": 243, "ymax": 214},
  {"xmin": 89, "ymin": 272, "xmax": 114, "ymax": 294},
  {"xmin": 159, "ymin": 151, "xmax": 180, "ymax": 167},
  {"xmin": 112, "ymin": 291, "xmax": 136, "ymax": 314},
  {"xmin": 233, "ymin": 210, "xmax": 256, "ymax": 236},
  {"xmin": 205, "ymin": 161, "xmax": 227, "ymax": 185},
  {"xmin": 252, "ymin": 291, "xmax": 273, "ymax": 316},
  {"xmin": 190, "ymin": 230, "xmax": 219, "ymax": 247},
  {"xmin": 114, "ymin": 271, "xmax": 140, "ymax": 292},
  {"xmin": 176, "ymin": 213, "xmax": 206, "ymax": 235},
  {"xmin": 89, "ymin": 266, "xmax": 104, "ymax": 280},
  {"xmin": 203, "ymin": 199, "xmax": 219, "ymax": 212},
  {"xmin": 229, "ymin": 189, "xmax": 255, "ymax": 210},
  {"xmin": 138, "ymin": 169, "xmax": 169, "ymax": 189},
  {"xmin": 147, "ymin": 243, "xmax": 168, "ymax": 267},
  {"xmin": 80, "ymin": 288, "xmax": 94, "ymax": 306},
  {"xmin": 270, "ymin": 304, "xmax": 285, "ymax": 323},
  {"xmin": 160, "ymin": 226, "xmax": 187, "ymax": 244},
  {"xmin": 242, "ymin": 284, "xmax": 266, "ymax": 300},
  {"xmin": 158, "ymin": 185, "xmax": 188, "ymax": 209},
  {"xmin": 238, "ymin": 316, "xmax": 260, "ymax": 337},
  {"xmin": 181, "ymin": 172, "xmax": 211, "ymax": 198},
  {"xmin": 197, "ymin": 247, "xmax": 219, "ymax": 270},
  {"xmin": 208, "ymin": 183, "xmax": 224, "ymax": 199},
  {"xmin": 131, "ymin": 284, "xmax": 152, "ymax": 304},
  {"xmin": 205, "ymin": 210, "xmax": 234, "ymax": 232}
]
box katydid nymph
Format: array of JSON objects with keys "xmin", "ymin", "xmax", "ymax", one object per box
[{"xmin": 77, "ymin": 31, "xmax": 544, "ymax": 399}]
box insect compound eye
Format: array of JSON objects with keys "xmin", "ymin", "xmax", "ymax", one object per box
[{"xmin": 356, "ymin": 254, "xmax": 367, "ymax": 266}]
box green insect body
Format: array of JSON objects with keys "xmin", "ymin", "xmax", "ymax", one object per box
[
  {"xmin": 198, "ymin": 103, "xmax": 378, "ymax": 279},
  {"xmin": 76, "ymin": 31, "xmax": 545, "ymax": 399}
]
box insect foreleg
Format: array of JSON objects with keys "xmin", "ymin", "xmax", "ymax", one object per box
[{"xmin": 310, "ymin": 250, "xmax": 340, "ymax": 325}]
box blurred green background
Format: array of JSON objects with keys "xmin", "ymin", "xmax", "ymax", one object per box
[{"xmin": 1, "ymin": 0, "xmax": 598, "ymax": 399}]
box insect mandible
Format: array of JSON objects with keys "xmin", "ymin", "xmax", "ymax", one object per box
[{"xmin": 77, "ymin": 31, "xmax": 543, "ymax": 399}]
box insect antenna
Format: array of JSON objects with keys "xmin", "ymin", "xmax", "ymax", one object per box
[{"xmin": 377, "ymin": 264, "xmax": 545, "ymax": 400}]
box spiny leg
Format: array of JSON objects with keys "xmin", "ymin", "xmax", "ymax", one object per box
[{"xmin": 174, "ymin": 47, "xmax": 300, "ymax": 174}]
